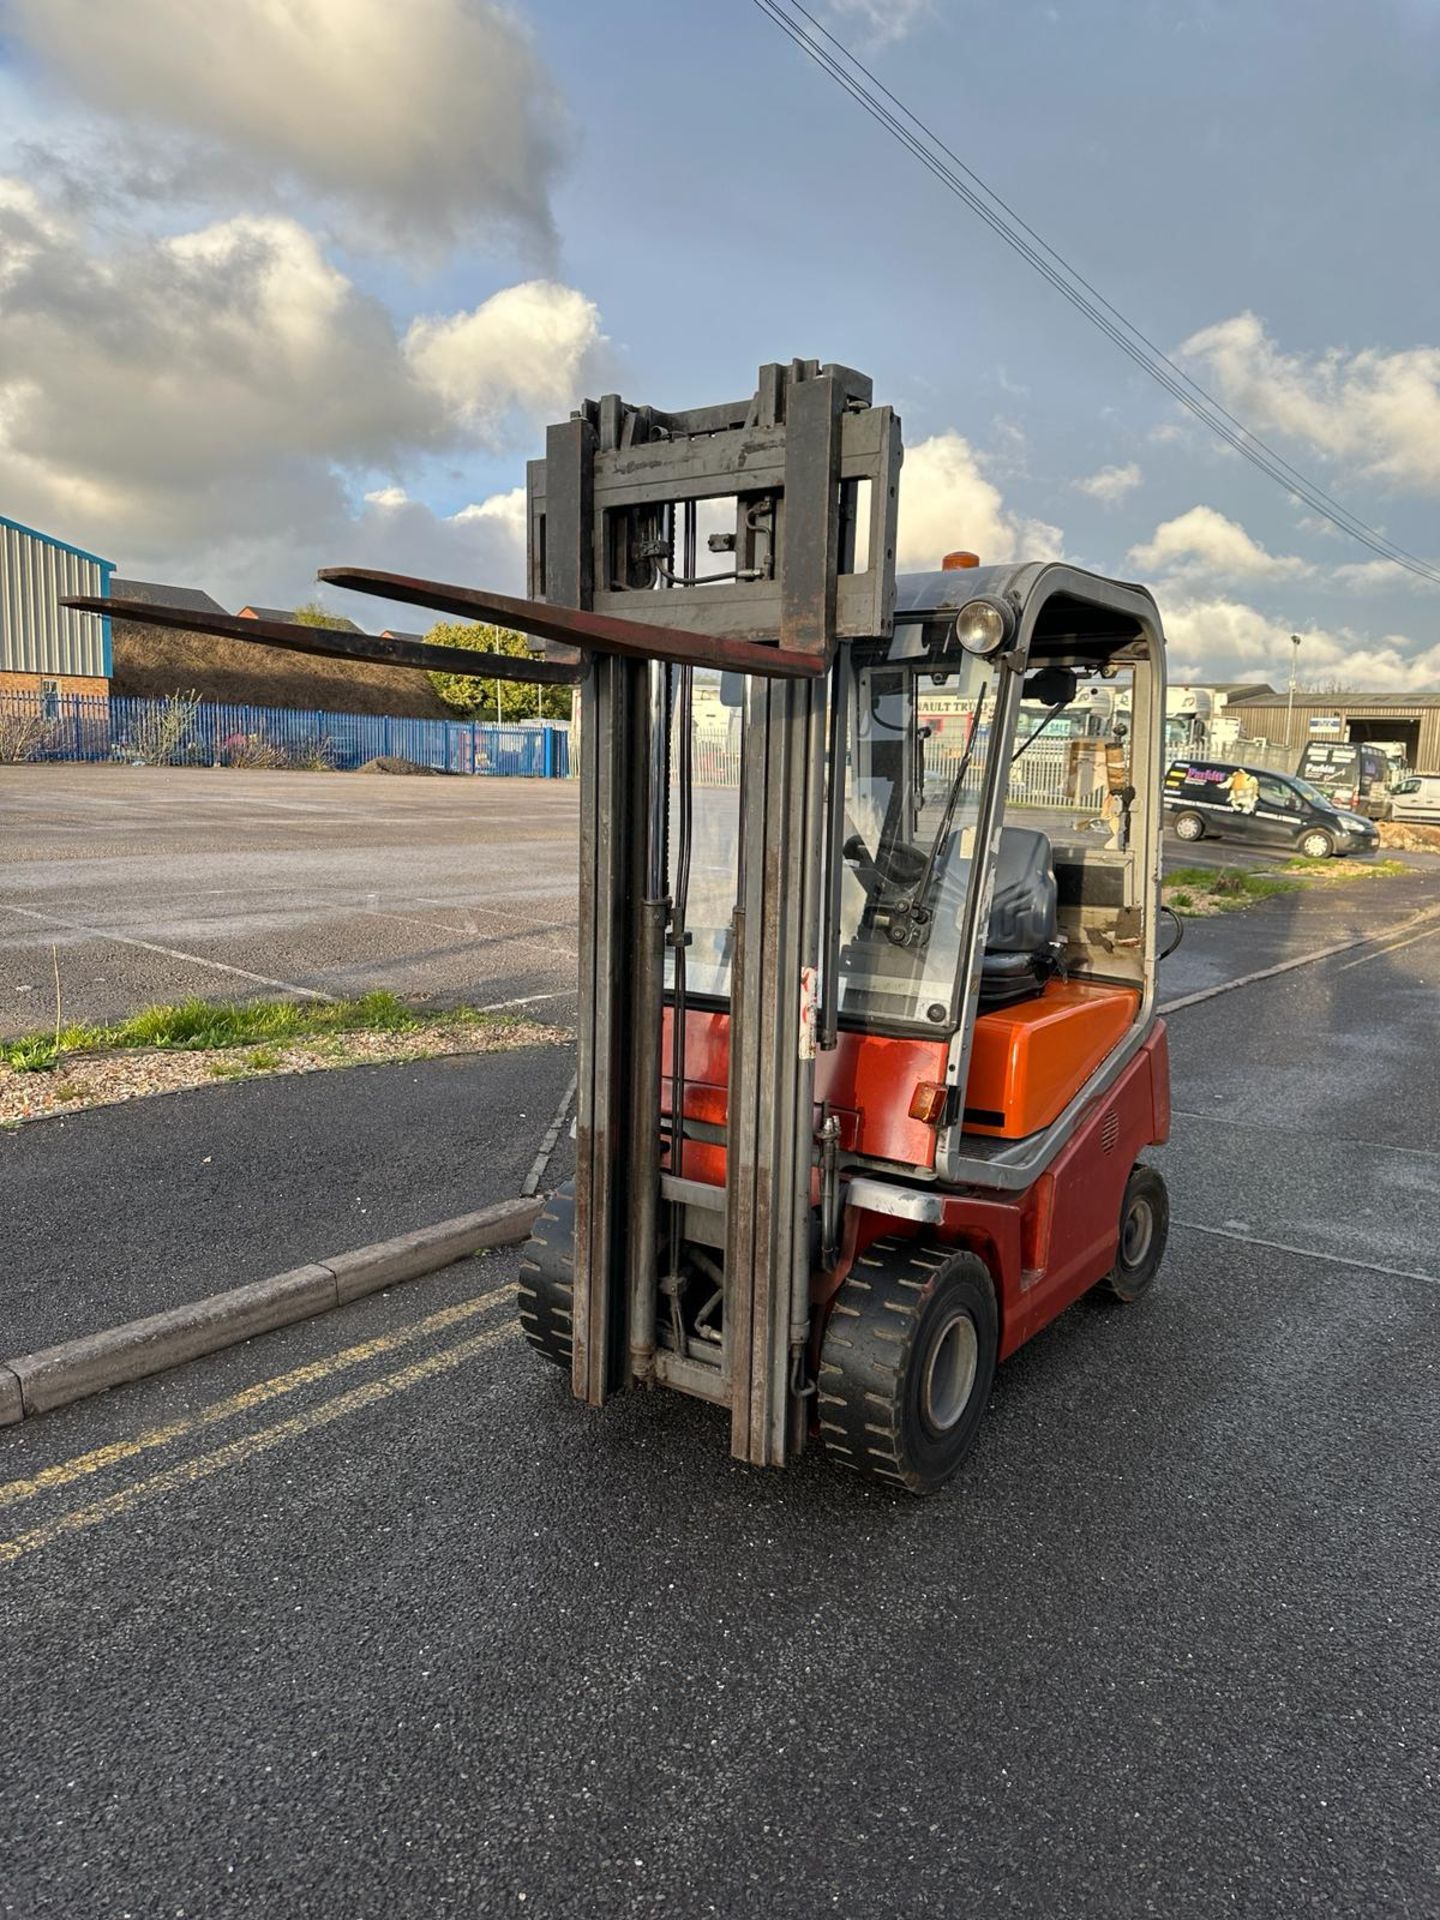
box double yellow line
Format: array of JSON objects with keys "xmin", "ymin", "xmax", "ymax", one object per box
[{"xmin": 0, "ymin": 1288, "xmax": 517, "ymax": 1568}]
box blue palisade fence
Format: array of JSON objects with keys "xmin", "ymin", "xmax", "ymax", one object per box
[{"xmin": 0, "ymin": 691, "xmax": 570, "ymax": 777}]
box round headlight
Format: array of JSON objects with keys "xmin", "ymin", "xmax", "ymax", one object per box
[{"xmin": 954, "ymin": 596, "xmax": 1015, "ymax": 657}]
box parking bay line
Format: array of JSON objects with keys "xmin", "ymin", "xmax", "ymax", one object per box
[
  {"xmin": 1173, "ymin": 1219, "xmax": 1440, "ymax": 1293},
  {"xmin": 0, "ymin": 903, "xmax": 334, "ymax": 1002},
  {"xmin": 1159, "ymin": 903, "xmax": 1440, "ymax": 1014},
  {"xmin": 0, "ymin": 1288, "xmax": 514, "ymax": 1514},
  {"xmin": 1170, "ymin": 1109, "xmax": 1440, "ymax": 1163},
  {"xmin": 1337, "ymin": 925, "xmax": 1439, "ymax": 971},
  {"xmin": 0, "ymin": 1321, "xmax": 517, "ymax": 1568}
]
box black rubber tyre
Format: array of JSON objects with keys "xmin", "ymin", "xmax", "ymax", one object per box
[
  {"xmin": 517, "ymin": 1182, "xmax": 575, "ymax": 1369},
  {"xmin": 1173, "ymin": 810, "xmax": 1206, "ymax": 843},
  {"xmin": 1096, "ymin": 1164, "xmax": 1169, "ymax": 1304},
  {"xmin": 1299, "ymin": 827, "xmax": 1335, "ymax": 859},
  {"xmin": 817, "ymin": 1237, "xmax": 998, "ymax": 1495}
]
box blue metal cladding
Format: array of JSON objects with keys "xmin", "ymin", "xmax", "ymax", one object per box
[
  {"xmin": 0, "ymin": 515, "xmax": 115, "ymax": 679},
  {"xmin": 0, "ymin": 689, "xmax": 571, "ymax": 776}
]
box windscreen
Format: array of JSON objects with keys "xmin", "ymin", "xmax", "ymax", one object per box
[
  {"xmin": 836, "ymin": 650, "xmax": 1003, "ymax": 1027},
  {"xmin": 666, "ymin": 640, "xmax": 1012, "ymax": 1030}
]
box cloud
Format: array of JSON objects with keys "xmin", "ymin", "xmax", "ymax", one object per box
[
  {"xmin": 405, "ymin": 285, "xmax": 603, "ymax": 437},
  {"xmin": 161, "ymin": 481, "xmax": 531, "ymax": 632},
  {"xmin": 1181, "ymin": 311, "xmax": 1440, "ymax": 493},
  {"xmin": 897, "ymin": 430, "xmax": 1062, "ymax": 571},
  {"xmin": 1129, "ymin": 506, "xmax": 1307, "ymax": 582},
  {"xmin": 5, "ymin": 0, "xmax": 567, "ymax": 252},
  {"xmin": 1073, "ymin": 462, "xmax": 1142, "ymax": 504},
  {"xmin": 823, "ymin": 1, "xmax": 931, "ymax": 47},
  {"xmin": 0, "ymin": 185, "xmax": 603, "ymax": 598},
  {"xmin": 1157, "ymin": 593, "xmax": 1437, "ymax": 691},
  {"xmin": 1330, "ymin": 558, "xmax": 1435, "ymax": 594}
]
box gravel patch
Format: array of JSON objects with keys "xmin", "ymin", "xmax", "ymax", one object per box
[{"xmin": 0, "ymin": 1017, "xmax": 566, "ymax": 1128}]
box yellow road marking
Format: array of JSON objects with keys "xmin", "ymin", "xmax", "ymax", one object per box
[
  {"xmin": 0, "ymin": 1287, "xmax": 514, "ymax": 1512},
  {"xmin": 0, "ymin": 1321, "xmax": 517, "ymax": 1568}
]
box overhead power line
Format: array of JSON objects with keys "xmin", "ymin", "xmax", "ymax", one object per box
[{"xmin": 751, "ymin": 0, "xmax": 1440, "ymax": 590}]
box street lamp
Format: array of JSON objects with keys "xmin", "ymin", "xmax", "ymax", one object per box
[{"xmin": 1286, "ymin": 634, "xmax": 1301, "ymax": 746}]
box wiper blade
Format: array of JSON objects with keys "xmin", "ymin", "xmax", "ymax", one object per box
[{"xmin": 886, "ymin": 683, "xmax": 989, "ymax": 948}]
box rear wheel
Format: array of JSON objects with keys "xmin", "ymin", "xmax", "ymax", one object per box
[
  {"xmin": 1173, "ymin": 810, "xmax": 1206, "ymax": 842},
  {"xmin": 818, "ymin": 1237, "xmax": 998, "ymax": 1495},
  {"xmin": 1299, "ymin": 828, "xmax": 1335, "ymax": 859},
  {"xmin": 517, "ymin": 1182, "xmax": 575, "ymax": 1369},
  {"xmin": 1097, "ymin": 1164, "xmax": 1169, "ymax": 1303}
]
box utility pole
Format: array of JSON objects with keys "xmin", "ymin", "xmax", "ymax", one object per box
[{"xmin": 1287, "ymin": 634, "xmax": 1301, "ymax": 746}]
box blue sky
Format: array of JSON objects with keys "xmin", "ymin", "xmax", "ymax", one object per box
[{"xmin": 0, "ymin": 0, "xmax": 1436, "ymax": 684}]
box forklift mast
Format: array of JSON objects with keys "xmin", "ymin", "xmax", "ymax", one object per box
[{"xmin": 527, "ymin": 360, "xmax": 903, "ymax": 1467}]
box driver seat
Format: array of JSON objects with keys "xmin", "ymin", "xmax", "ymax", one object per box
[{"xmin": 980, "ymin": 827, "xmax": 1062, "ymax": 1009}]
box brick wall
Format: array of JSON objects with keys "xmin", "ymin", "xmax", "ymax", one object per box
[{"xmin": 0, "ymin": 672, "xmax": 109, "ymax": 699}]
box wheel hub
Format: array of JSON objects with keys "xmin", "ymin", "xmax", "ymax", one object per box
[
  {"xmin": 921, "ymin": 1310, "xmax": 979, "ymax": 1432},
  {"xmin": 1121, "ymin": 1196, "xmax": 1154, "ymax": 1267}
]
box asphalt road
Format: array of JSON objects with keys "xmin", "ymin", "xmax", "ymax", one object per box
[
  {"xmin": 2, "ymin": 895, "xmax": 1437, "ymax": 1915},
  {"xmin": 9, "ymin": 764, "xmax": 1433, "ymax": 1042},
  {"xmin": 0, "ymin": 766, "xmax": 580, "ymax": 1040},
  {"xmin": 0, "ymin": 1043, "xmax": 576, "ymax": 1354}
]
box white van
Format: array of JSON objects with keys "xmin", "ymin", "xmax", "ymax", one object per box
[{"xmin": 1390, "ymin": 774, "xmax": 1440, "ymax": 825}]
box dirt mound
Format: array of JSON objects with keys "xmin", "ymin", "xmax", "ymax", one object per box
[
  {"xmin": 1378, "ymin": 820, "xmax": 1440, "ymax": 852},
  {"xmin": 112, "ymin": 622, "xmax": 455, "ymax": 720},
  {"xmin": 356, "ymin": 756, "xmax": 450, "ymax": 776}
]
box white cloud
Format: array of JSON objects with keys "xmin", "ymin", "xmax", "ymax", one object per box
[
  {"xmin": 897, "ymin": 430, "xmax": 1063, "ymax": 571},
  {"xmin": 1158, "ymin": 593, "xmax": 1438, "ymax": 691},
  {"xmin": 823, "ymin": 1, "xmax": 931, "ymax": 47},
  {"xmin": 1181, "ymin": 311, "xmax": 1440, "ymax": 493},
  {"xmin": 0, "ymin": 185, "xmax": 603, "ymax": 599},
  {"xmin": 1074, "ymin": 461, "xmax": 1142, "ymax": 504},
  {"xmin": 404, "ymin": 285, "xmax": 603, "ymax": 437},
  {"xmin": 6, "ymin": 0, "xmax": 566, "ymax": 251},
  {"xmin": 1129, "ymin": 506, "xmax": 1307, "ymax": 582},
  {"xmin": 1331, "ymin": 558, "xmax": 1432, "ymax": 594}
]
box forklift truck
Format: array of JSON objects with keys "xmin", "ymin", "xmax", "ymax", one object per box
[{"xmin": 74, "ymin": 358, "xmax": 1172, "ymax": 1495}]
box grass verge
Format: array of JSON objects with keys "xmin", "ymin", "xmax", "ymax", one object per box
[
  {"xmin": 0, "ymin": 992, "xmax": 568, "ymax": 1127},
  {"xmin": 1163, "ymin": 856, "xmax": 1405, "ymax": 917},
  {"xmin": 3, "ymin": 990, "xmax": 486, "ymax": 1073},
  {"xmin": 1163, "ymin": 866, "xmax": 1302, "ymax": 917}
]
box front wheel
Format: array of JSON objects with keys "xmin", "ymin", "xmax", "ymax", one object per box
[
  {"xmin": 1096, "ymin": 1165, "xmax": 1169, "ymax": 1304},
  {"xmin": 1299, "ymin": 828, "xmax": 1335, "ymax": 859},
  {"xmin": 517, "ymin": 1183, "xmax": 575, "ymax": 1369},
  {"xmin": 1173, "ymin": 810, "xmax": 1206, "ymax": 843},
  {"xmin": 818, "ymin": 1238, "xmax": 998, "ymax": 1494}
]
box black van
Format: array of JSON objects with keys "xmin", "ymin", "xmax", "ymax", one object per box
[
  {"xmin": 1164, "ymin": 759, "xmax": 1379, "ymax": 859},
  {"xmin": 1296, "ymin": 740, "xmax": 1395, "ymax": 819}
]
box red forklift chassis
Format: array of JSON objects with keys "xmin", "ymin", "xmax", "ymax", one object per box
[{"xmin": 508, "ymin": 360, "xmax": 1176, "ymax": 1494}]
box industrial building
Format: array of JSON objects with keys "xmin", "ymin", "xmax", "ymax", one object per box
[
  {"xmin": 1230, "ymin": 691, "xmax": 1440, "ymax": 772},
  {"xmin": 0, "ymin": 514, "xmax": 115, "ymax": 701}
]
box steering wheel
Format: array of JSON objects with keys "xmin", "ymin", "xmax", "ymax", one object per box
[{"xmin": 843, "ymin": 833, "xmax": 928, "ymax": 899}]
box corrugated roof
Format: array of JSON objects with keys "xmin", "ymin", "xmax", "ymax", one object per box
[{"xmin": 1236, "ymin": 691, "xmax": 1440, "ymax": 710}]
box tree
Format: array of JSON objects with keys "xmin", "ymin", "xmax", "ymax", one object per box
[
  {"xmin": 425, "ymin": 622, "xmax": 571, "ymax": 721},
  {"xmin": 292, "ymin": 601, "xmax": 354, "ymax": 630}
]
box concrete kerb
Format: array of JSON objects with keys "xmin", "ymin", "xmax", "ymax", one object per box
[{"xmin": 0, "ymin": 1194, "xmax": 543, "ymax": 1426}]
